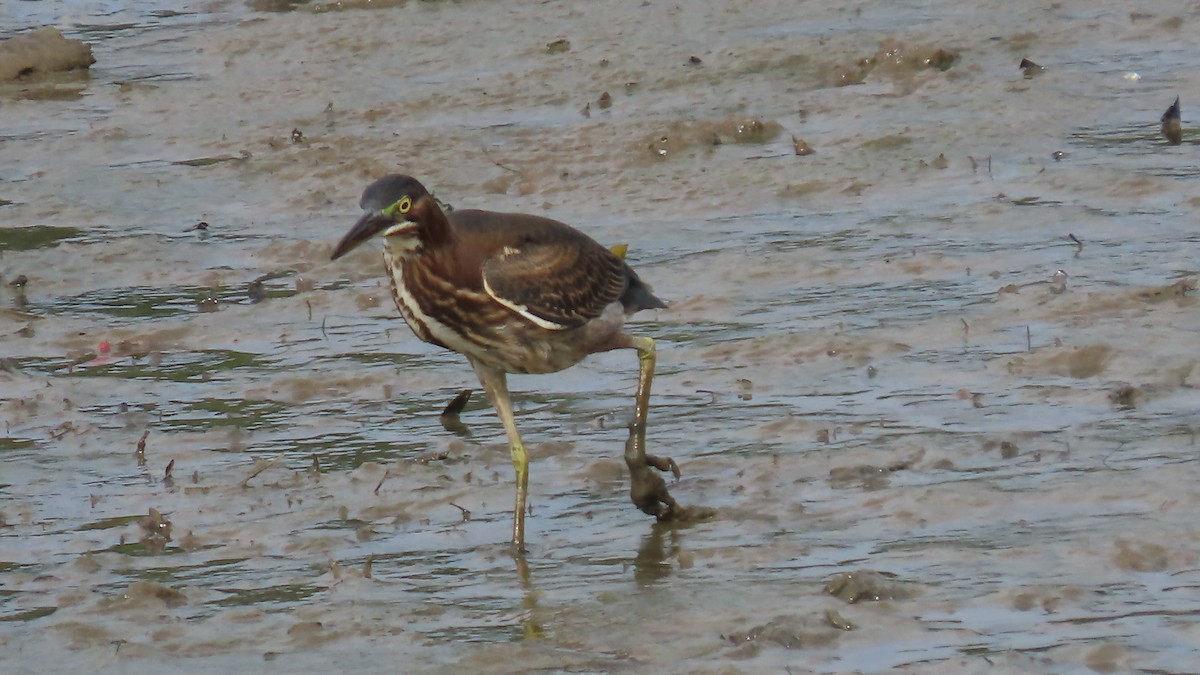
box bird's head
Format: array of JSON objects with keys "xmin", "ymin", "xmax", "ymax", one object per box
[{"xmin": 331, "ymin": 174, "xmax": 442, "ymax": 260}]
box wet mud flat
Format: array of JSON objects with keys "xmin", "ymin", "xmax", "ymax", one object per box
[{"xmin": 3, "ymin": 1, "xmax": 1200, "ymax": 672}]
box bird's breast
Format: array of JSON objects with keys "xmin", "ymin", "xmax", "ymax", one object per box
[{"xmin": 383, "ymin": 249, "xmax": 503, "ymax": 356}]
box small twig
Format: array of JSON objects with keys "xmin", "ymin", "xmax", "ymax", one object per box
[
  {"xmin": 1026, "ymin": 325, "xmax": 1032, "ymax": 353},
  {"xmin": 1100, "ymin": 441, "xmax": 1134, "ymax": 472},
  {"xmin": 373, "ymin": 468, "xmax": 391, "ymax": 495},
  {"xmin": 449, "ymin": 502, "xmax": 472, "ymax": 521},
  {"xmin": 135, "ymin": 431, "xmax": 149, "ymax": 467},
  {"xmin": 481, "ymin": 146, "xmax": 522, "ymax": 175},
  {"xmin": 164, "ymin": 459, "xmax": 175, "ymax": 486},
  {"xmin": 240, "ymin": 455, "xmax": 285, "ymax": 487}
]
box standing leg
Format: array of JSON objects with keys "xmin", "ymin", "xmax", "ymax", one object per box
[
  {"xmin": 469, "ymin": 357, "xmax": 530, "ymax": 553},
  {"xmin": 622, "ymin": 336, "xmax": 681, "ymax": 519}
]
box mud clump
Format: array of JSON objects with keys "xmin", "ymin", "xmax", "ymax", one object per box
[
  {"xmin": 545, "ymin": 38, "xmax": 571, "ymax": 55},
  {"xmin": 103, "ymin": 581, "xmax": 188, "ymax": 610},
  {"xmin": 825, "ymin": 569, "xmax": 915, "ymax": 603},
  {"xmin": 1008, "ymin": 344, "xmax": 1113, "ymax": 379},
  {"xmin": 139, "ymin": 507, "xmax": 174, "ymax": 553},
  {"xmin": 1135, "ymin": 278, "xmax": 1195, "ymax": 304},
  {"xmin": 250, "ymin": 0, "xmax": 409, "ymax": 11},
  {"xmin": 777, "ymin": 180, "xmax": 833, "ymax": 199},
  {"xmin": 862, "ymin": 134, "xmax": 915, "ymax": 151},
  {"xmin": 1085, "ymin": 643, "xmax": 1130, "ymax": 673},
  {"xmin": 644, "ymin": 117, "xmax": 782, "ymax": 159},
  {"xmin": 722, "ymin": 614, "xmax": 841, "ymax": 653},
  {"xmin": 249, "ymin": 0, "xmax": 306, "ymax": 9},
  {"xmin": 713, "ymin": 118, "xmax": 781, "ymax": 144},
  {"xmin": 834, "ymin": 40, "xmax": 959, "ymax": 87},
  {"xmin": 1059, "ymin": 345, "xmax": 1113, "ymax": 379},
  {"xmin": 1112, "ymin": 540, "xmax": 1170, "ymax": 572},
  {"xmin": 828, "ymin": 464, "xmax": 892, "ymax": 490},
  {"xmin": 829, "ymin": 450, "xmax": 922, "ymax": 490},
  {"xmin": 1108, "ymin": 383, "xmax": 1141, "ymax": 409},
  {"xmin": 0, "ymin": 28, "xmax": 95, "ymax": 81}
]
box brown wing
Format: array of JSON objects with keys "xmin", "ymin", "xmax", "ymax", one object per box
[{"xmin": 481, "ymin": 235, "xmax": 627, "ymax": 330}]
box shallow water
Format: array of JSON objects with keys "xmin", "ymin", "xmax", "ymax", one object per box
[{"xmin": 3, "ymin": 0, "xmax": 1200, "ymax": 672}]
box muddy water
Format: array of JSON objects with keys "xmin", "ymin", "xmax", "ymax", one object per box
[{"xmin": 3, "ymin": 0, "xmax": 1200, "ymax": 672}]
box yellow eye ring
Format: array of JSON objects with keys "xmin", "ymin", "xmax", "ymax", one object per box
[{"xmin": 383, "ymin": 195, "xmax": 413, "ymax": 217}]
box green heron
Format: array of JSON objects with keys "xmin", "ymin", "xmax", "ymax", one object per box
[{"xmin": 331, "ymin": 174, "xmax": 688, "ymax": 551}]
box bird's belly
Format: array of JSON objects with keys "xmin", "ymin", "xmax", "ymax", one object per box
[{"xmin": 485, "ymin": 301, "xmax": 629, "ymax": 375}]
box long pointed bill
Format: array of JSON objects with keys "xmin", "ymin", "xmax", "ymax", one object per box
[{"xmin": 331, "ymin": 211, "xmax": 394, "ymax": 260}]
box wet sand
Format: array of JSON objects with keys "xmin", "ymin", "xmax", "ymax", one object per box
[{"xmin": 3, "ymin": 1, "xmax": 1200, "ymax": 672}]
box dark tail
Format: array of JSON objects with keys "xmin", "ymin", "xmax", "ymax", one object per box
[{"xmin": 621, "ymin": 264, "xmax": 668, "ymax": 314}]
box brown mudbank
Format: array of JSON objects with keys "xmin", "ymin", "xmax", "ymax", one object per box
[{"xmin": 0, "ymin": 28, "xmax": 95, "ymax": 81}]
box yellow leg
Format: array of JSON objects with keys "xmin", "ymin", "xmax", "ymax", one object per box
[
  {"xmin": 629, "ymin": 336, "xmax": 655, "ymax": 439},
  {"xmin": 470, "ymin": 358, "xmax": 530, "ymax": 553},
  {"xmin": 623, "ymin": 336, "xmax": 680, "ymax": 518}
]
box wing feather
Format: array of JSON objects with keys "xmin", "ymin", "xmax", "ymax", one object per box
[{"xmin": 482, "ymin": 240, "xmax": 626, "ymax": 330}]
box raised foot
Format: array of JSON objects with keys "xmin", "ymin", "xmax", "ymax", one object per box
[
  {"xmin": 625, "ymin": 442, "xmax": 716, "ymax": 523},
  {"xmin": 627, "ymin": 458, "xmax": 677, "ymax": 518}
]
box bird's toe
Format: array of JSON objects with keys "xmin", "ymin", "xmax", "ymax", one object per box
[{"xmin": 645, "ymin": 454, "xmax": 681, "ymax": 480}]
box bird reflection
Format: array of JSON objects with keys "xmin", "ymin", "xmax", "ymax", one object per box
[
  {"xmin": 510, "ymin": 520, "xmax": 701, "ymax": 640},
  {"xmin": 634, "ymin": 522, "xmax": 683, "ymax": 587},
  {"xmin": 514, "ymin": 554, "xmax": 544, "ymax": 639}
]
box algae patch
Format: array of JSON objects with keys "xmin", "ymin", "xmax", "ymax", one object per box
[{"xmin": 0, "ymin": 225, "xmax": 83, "ymax": 251}]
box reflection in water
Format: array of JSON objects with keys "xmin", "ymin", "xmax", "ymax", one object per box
[
  {"xmin": 514, "ymin": 555, "xmax": 544, "ymax": 640},
  {"xmin": 437, "ymin": 389, "xmax": 474, "ymax": 437},
  {"xmin": 634, "ymin": 522, "xmax": 681, "ymax": 587}
]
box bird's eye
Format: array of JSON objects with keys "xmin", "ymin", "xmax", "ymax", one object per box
[{"xmin": 384, "ymin": 195, "xmax": 413, "ymax": 217}]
